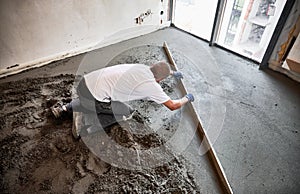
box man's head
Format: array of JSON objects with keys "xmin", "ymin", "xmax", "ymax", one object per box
[{"xmin": 150, "ymin": 61, "xmax": 171, "ymax": 82}]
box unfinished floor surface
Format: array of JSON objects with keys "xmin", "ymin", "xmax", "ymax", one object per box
[
  {"xmin": 0, "ymin": 49, "xmax": 203, "ymax": 192},
  {"xmin": 1, "ymin": 27, "xmax": 300, "ymax": 193}
]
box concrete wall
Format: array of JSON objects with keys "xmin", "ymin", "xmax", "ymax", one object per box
[{"xmin": 0, "ymin": 0, "xmax": 170, "ymax": 77}]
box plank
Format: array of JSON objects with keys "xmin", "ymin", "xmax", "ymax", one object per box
[{"xmin": 163, "ymin": 41, "xmax": 233, "ymax": 194}]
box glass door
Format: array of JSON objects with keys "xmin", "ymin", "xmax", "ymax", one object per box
[
  {"xmin": 216, "ymin": 0, "xmax": 287, "ymax": 62},
  {"xmin": 173, "ymin": 0, "xmax": 219, "ymax": 41},
  {"xmin": 173, "ymin": 0, "xmax": 288, "ymax": 62}
]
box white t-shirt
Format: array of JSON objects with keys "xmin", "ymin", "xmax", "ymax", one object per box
[{"xmin": 84, "ymin": 64, "xmax": 170, "ymax": 104}]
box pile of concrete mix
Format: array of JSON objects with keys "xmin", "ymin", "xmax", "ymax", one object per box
[{"xmin": 0, "ymin": 74, "xmax": 200, "ymax": 193}]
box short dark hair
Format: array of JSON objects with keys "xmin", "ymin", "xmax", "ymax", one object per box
[{"xmin": 150, "ymin": 61, "xmax": 171, "ymax": 80}]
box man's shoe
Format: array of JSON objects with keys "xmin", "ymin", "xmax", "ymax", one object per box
[
  {"xmin": 51, "ymin": 104, "xmax": 64, "ymax": 118},
  {"xmin": 72, "ymin": 112, "xmax": 84, "ymax": 139}
]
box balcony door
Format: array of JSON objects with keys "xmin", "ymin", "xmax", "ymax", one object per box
[{"xmin": 173, "ymin": 0, "xmax": 288, "ymax": 62}]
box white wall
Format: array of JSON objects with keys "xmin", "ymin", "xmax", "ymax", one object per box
[{"xmin": 0, "ymin": 0, "xmax": 170, "ymax": 77}]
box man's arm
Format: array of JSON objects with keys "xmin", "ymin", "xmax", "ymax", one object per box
[{"xmin": 163, "ymin": 94, "xmax": 194, "ymax": 111}]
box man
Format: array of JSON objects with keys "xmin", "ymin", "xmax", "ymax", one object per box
[{"xmin": 51, "ymin": 61, "xmax": 194, "ymax": 129}]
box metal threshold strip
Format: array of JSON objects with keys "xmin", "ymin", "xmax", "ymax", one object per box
[{"xmin": 163, "ymin": 42, "xmax": 233, "ymax": 194}]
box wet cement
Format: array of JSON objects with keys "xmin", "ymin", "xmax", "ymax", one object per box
[
  {"xmin": 0, "ymin": 47, "xmax": 202, "ymax": 193},
  {"xmin": 1, "ymin": 27, "xmax": 300, "ymax": 193}
]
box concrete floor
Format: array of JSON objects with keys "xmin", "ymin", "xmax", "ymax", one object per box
[{"xmin": 1, "ymin": 27, "xmax": 300, "ymax": 193}]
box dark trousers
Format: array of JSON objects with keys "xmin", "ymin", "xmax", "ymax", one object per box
[
  {"xmin": 66, "ymin": 77, "xmax": 135, "ymax": 129},
  {"xmin": 66, "ymin": 77, "xmax": 97, "ymax": 113},
  {"xmin": 66, "ymin": 77, "xmax": 133, "ymax": 116}
]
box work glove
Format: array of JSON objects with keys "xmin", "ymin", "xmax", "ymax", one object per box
[
  {"xmin": 173, "ymin": 71, "xmax": 183, "ymax": 79},
  {"xmin": 185, "ymin": 93, "xmax": 194, "ymax": 102}
]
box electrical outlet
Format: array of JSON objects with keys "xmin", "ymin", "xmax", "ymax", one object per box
[{"xmin": 135, "ymin": 9, "xmax": 152, "ymax": 25}]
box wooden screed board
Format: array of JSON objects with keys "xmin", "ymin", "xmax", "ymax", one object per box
[{"xmin": 163, "ymin": 42, "xmax": 233, "ymax": 194}]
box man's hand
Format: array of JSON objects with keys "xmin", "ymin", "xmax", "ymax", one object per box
[
  {"xmin": 173, "ymin": 71, "xmax": 183, "ymax": 79},
  {"xmin": 163, "ymin": 94, "xmax": 195, "ymax": 111},
  {"xmin": 185, "ymin": 93, "xmax": 194, "ymax": 102}
]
